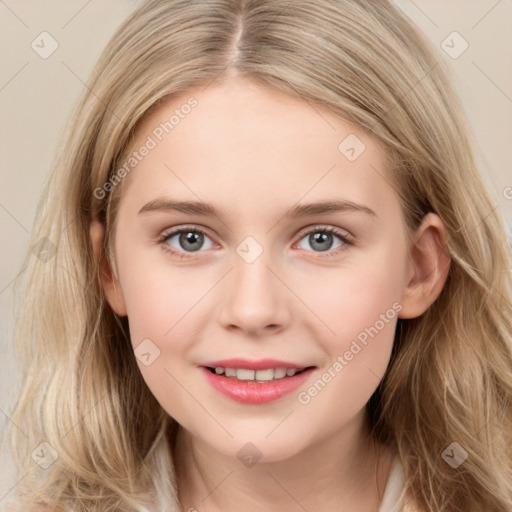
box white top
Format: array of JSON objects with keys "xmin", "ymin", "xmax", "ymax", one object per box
[{"xmin": 378, "ymin": 456, "xmax": 407, "ymax": 512}]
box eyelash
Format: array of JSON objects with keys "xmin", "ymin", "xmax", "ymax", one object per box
[{"xmin": 157, "ymin": 224, "xmax": 354, "ymax": 259}]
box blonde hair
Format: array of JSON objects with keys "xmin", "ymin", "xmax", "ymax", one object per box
[{"xmin": 5, "ymin": 0, "xmax": 512, "ymax": 510}]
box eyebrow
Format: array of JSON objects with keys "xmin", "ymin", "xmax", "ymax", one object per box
[{"xmin": 138, "ymin": 198, "xmax": 377, "ymax": 219}]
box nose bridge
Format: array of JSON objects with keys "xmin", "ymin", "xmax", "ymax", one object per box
[{"xmin": 217, "ymin": 240, "xmax": 290, "ymax": 333}]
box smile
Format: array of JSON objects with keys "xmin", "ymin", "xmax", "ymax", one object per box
[{"xmin": 200, "ymin": 360, "xmax": 316, "ymax": 404}]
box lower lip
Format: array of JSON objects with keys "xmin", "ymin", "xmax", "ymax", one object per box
[{"xmin": 201, "ymin": 367, "xmax": 315, "ymax": 404}]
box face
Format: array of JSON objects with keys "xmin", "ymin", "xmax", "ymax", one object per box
[{"xmin": 101, "ymin": 77, "xmax": 419, "ymax": 462}]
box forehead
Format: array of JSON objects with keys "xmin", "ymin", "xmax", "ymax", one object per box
[{"xmin": 117, "ymin": 77, "xmax": 398, "ymax": 219}]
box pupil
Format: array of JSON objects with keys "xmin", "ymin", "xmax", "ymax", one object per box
[
  {"xmin": 310, "ymin": 232, "xmax": 332, "ymax": 252},
  {"xmin": 180, "ymin": 231, "xmax": 203, "ymax": 252}
]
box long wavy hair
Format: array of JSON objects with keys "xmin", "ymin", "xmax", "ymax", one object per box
[{"xmin": 4, "ymin": 0, "xmax": 512, "ymax": 510}]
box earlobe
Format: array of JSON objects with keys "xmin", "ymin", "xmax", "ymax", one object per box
[
  {"xmin": 398, "ymin": 213, "xmax": 450, "ymax": 319},
  {"xmin": 89, "ymin": 220, "xmax": 128, "ymax": 317}
]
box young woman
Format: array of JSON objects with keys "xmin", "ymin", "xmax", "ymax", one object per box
[{"xmin": 5, "ymin": 1, "xmax": 512, "ymax": 511}]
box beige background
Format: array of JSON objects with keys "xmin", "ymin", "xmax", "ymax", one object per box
[{"xmin": 1, "ymin": 0, "xmax": 511, "ymax": 497}]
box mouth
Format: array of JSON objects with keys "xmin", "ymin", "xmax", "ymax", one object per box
[{"xmin": 200, "ymin": 361, "xmax": 316, "ymax": 404}]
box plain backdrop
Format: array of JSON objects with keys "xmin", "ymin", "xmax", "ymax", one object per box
[{"xmin": 1, "ymin": 0, "xmax": 511, "ymax": 497}]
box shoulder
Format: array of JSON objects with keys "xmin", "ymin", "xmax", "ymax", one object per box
[{"xmin": 380, "ymin": 455, "xmax": 425, "ymax": 512}]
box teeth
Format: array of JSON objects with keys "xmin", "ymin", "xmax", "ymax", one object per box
[
  {"xmin": 255, "ymin": 369, "xmax": 274, "ymax": 381},
  {"xmin": 236, "ymin": 369, "xmax": 255, "ymax": 380},
  {"xmin": 274, "ymin": 367, "xmax": 287, "ymax": 379},
  {"xmin": 210, "ymin": 366, "xmax": 304, "ymax": 381}
]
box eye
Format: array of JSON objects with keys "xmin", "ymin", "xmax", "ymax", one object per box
[
  {"xmin": 295, "ymin": 226, "xmax": 353, "ymax": 255},
  {"xmin": 157, "ymin": 224, "xmax": 353, "ymax": 259},
  {"xmin": 159, "ymin": 226, "xmax": 215, "ymax": 256}
]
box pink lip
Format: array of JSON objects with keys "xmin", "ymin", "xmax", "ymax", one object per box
[
  {"xmin": 201, "ymin": 366, "xmax": 315, "ymax": 404},
  {"xmin": 200, "ymin": 358, "xmax": 308, "ymax": 371}
]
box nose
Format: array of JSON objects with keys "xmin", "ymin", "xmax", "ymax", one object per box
[{"xmin": 217, "ymin": 251, "xmax": 291, "ymax": 336}]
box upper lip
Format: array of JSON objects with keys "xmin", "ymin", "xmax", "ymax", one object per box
[{"xmin": 200, "ymin": 358, "xmax": 313, "ymax": 371}]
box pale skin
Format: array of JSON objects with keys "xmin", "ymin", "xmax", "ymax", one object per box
[{"xmin": 91, "ymin": 77, "xmax": 449, "ymax": 511}]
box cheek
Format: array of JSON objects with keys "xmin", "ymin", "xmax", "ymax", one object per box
[
  {"xmin": 301, "ymin": 243, "xmax": 405, "ymax": 348},
  {"xmin": 294, "ymin": 243, "xmax": 405, "ymax": 410},
  {"xmin": 295, "ymin": 296, "xmax": 399, "ymax": 430},
  {"xmin": 118, "ymin": 247, "xmax": 215, "ymax": 348},
  {"xmin": 117, "ymin": 256, "xmax": 214, "ymax": 422}
]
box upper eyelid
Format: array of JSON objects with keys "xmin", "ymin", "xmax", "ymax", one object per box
[
  {"xmin": 295, "ymin": 224, "xmax": 352, "ymax": 239},
  {"xmin": 161, "ymin": 224, "xmax": 215, "ymax": 242}
]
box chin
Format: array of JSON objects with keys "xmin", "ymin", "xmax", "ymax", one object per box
[{"xmin": 211, "ymin": 431, "xmax": 307, "ymax": 465}]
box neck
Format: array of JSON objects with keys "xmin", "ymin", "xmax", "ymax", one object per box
[{"xmin": 172, "ymin": 410, "xmax": 394, "ymax": 512}]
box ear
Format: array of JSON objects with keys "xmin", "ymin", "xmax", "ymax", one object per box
[
  {"xmin": 398, "ymin": 212, "xmax": 450, "ymax": 319},
  {"xmin": 90, "ymin": 219, "xmax": 127, "ymax": 317}
]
